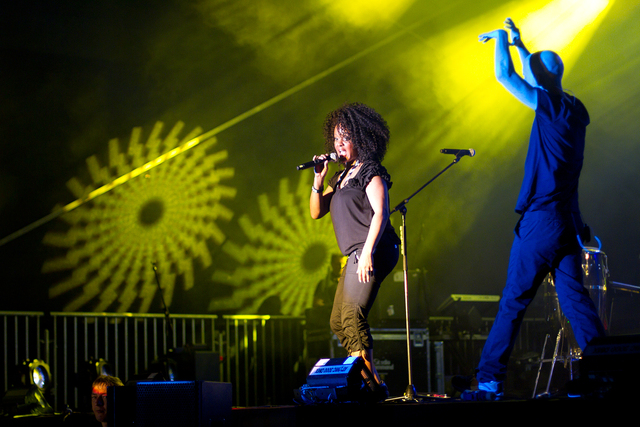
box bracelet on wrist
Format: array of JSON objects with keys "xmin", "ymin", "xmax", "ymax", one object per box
[{"xmin": 311, "ymin": 185, "xmax": 323, "ymax": 194}]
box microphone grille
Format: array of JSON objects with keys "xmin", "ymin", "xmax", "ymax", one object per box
[{"xmin": 329, "ymin": 153, "xmax": 338, "ymax": 162}]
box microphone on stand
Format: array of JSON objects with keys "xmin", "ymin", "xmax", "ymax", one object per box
[
  {"xmin": 440, "ymin": 148, "xmax": 476, "ymax": 158},
  {"xmin": 296, "ymin": 153, "xmax": 338, "ymax": 170}
]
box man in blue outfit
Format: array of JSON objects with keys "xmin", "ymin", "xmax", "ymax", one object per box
[{"xmin": 462, "ymin": 18, "xmax": 606, "ymax": 400}]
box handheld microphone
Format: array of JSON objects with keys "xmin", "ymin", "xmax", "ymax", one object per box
[
  {"xmin": 297, "ymin": 153, "xmax": 338, "ymax": 170},
  {"xmin": 440, "ymin": 148, "xmax": 475, "ymax": 157}
]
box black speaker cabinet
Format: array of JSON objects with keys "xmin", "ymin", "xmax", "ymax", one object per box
[
  {"xmin": 109, "ymin": 381, "xmax": 231, "ymax": 427},
  {"xmin": 371, "ymin": 329, "xmax": 431, "ymax": 396},
  {"xmin": 578, "ymin": 334, "xmax": 640, "ymax": 396}
]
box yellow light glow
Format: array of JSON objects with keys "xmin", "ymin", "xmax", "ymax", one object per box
[
  {"xmin": 384, "ymin": 0, "xmax": 613, "ymax": 253},
  {"xmin": 320, "ymin": 0, "xmax": 416, "ymax": 29},
  {"xmin": 405, "ymin": 0, "xmax": 612, "ymax": 113},
  {"xmin": 519, "ymin": 0, "xmax": 612, "ymax": 54}
]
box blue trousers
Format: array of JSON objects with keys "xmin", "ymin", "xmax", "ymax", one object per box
[
  {"xmin": 477, "ymin": 210, "xmax": 605, "ymax": 383},
  {"xmin": 330, "ymin": 243, "xmax": 399, "ymax": 353}
]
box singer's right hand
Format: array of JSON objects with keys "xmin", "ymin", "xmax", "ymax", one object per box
[
  {"xmin": 313, "ymin": 154, "xmax": 330, "ymax": 178},
  {"xmin": 310, "ymin": 154, "xmax": 334, "ymax": 220}
]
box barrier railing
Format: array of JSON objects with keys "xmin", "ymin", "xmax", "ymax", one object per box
[
  {"xmin": 2, "ymin": 311, "xmax": 549, "ymax": 408},
  {"xmin": 219, "ymin": 315, "xmax": 306, "ymax": 406},
  {"xmin": 0, "ymin": 311, "xmax": 309, "ymax": 409}
]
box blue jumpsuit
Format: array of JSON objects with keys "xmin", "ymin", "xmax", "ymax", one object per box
[{"xmin": 477, "ymin": 88, "xmax": 605, "ymax": 383}]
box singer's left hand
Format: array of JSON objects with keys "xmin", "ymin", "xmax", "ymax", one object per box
[{"xmin": 357, "ymin": 251, "xmax": 374, "ymax": 283}]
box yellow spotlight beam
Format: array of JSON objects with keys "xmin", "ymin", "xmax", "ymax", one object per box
[
  {"xmin": 0, "ymin": 13, "xmax": 434, "ymax": 248},
  {"xmin": 518, "ymin": 0, "xmax": 612, "ymax": 55}
]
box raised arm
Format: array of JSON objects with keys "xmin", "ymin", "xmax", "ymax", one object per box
[
  {"xmin": 309, "ymin": 154, "xmax": 334, "ymax": 219},
  {"xmin": 505, "ymin": 18, "xmax": 530, "ymax": 65},
  {"xmin": 478, "ymin": 27, "xmax": 537, "ymax": 110}
]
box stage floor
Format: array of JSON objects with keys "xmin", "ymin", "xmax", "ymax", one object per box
[
  {"xmin": 231, "ymin": 396, "xmax": 629, "ymax": 426},
  {"xmin": 6, "ymin": 395, "xmax": 630, "ymax": 427}
]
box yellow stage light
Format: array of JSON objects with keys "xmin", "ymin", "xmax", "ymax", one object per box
[{"xmin": 15, "ymin": 359, "xmax": 52, "ymax": 391}]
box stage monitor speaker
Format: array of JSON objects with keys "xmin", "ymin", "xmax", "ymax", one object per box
[
  {"xmin": 331, "ymin": 328, "xmax": 432, "ymax": 396},
  {"xmin": 109, "ymin": 380, "xmax": 231, "ymax": 427},
  {"xmin": 576, "ymin": 334, "xmax": 640, "ymax": 397},
  {"xmin": 165, "ymin": 347, "xmax": 220, "ymax": 382},
  {"xmin": 295, "ymin": 357, "xmax": 375, "ymax": 403}
]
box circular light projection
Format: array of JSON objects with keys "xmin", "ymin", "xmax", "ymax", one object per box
[
  {"xmin": 210, "ymin": 173, "xmax": 342, "ymax": 316},
  {"xmin": 42, "ymin": 121, "xmax": 236, "ymax": 313}
]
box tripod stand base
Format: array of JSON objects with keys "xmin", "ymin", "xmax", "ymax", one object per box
[{"xmin": 385, "ymin": 384, "xmax": 450, "ymax": 402}]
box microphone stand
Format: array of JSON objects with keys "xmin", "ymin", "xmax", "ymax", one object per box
[
  {"xmin": 152, "ymin": 262, "xmax": 174, "ymax": 352},
  {"xmin": 387, "ymin": 152, "xmax": 470, "ymax": 401}
]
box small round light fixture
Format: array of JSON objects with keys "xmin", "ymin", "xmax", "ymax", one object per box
[
  {"xmin": 93, "ymin": 357, "xmax": 114, "ymax": 377},
  {"xmin": 22, "ymin": 359, "xmax": 51, "ymax": 391}
]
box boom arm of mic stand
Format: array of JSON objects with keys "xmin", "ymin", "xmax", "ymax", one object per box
[
  {"xmin": 391, "ymin": 159, "xmax": 458, "ymax": 214},
  {"xmin": 387, "ymin": 157, "xmax": 465, "ymax": 401}
]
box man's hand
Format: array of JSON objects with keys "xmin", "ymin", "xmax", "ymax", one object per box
[
  {"xmin": 504, "ymin": 18, "xmax": 522, "ymax": 47},
  {"xmin": 479, "ymin": 29, "xmax": 507, "ymax": 43}
]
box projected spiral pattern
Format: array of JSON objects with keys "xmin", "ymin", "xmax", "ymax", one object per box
[
  {"xmin": 42, "ymin": 121, "xmax": 236, "ymax": 313},
  {"xmin": 209, "ymin": 173, "xmax": 342, "ymax": 316}
]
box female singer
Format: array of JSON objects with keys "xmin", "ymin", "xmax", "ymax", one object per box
[{"xmin": 310, "ymin": 102, "xmax": 400, "ymax": 399}]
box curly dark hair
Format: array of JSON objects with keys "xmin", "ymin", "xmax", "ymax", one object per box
[{"xmin": 322, "ymin": 103, "xmax": 390, "ymax": 163}]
